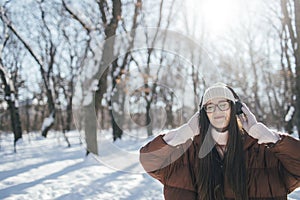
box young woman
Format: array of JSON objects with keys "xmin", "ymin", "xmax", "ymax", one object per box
[{"xmin": 140, "ymin": 83, "xmax": 300, "ymax": 200}]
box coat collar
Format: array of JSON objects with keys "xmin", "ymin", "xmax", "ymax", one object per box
[{"xmin": 194, "ymin": 133, "xmax": 257, "ymax": 150}]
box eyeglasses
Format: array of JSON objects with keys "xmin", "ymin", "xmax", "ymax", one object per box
[{"xmin": 204, "ymin": 101, "xmax": 231, "ymax": 113}]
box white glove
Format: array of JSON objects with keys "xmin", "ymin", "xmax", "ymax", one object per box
[
  {"xmin": 239, "ymin": 103, "xmax": 280, "ymax": 144},
  {"xmin": 163, "ymin": 111, "xmax": 199, "ymax": 146}
]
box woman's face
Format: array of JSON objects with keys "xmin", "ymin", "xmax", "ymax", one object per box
[{"xmin": 204, "ymin": 98, "xmax": 231, "ymax": 129}]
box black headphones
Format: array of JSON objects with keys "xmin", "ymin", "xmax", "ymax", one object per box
[{"xmin": 225, "ymin": 85, "xmax": 243, "ymax": 115}]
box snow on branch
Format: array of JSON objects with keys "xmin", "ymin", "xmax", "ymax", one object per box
[
  {"xmin": 285, "ymin": 106, "xmax": 295, "ymax": 122},
  {"xmin": 41, "ymin": 112, "xmax": 55, "ymax": 133}
]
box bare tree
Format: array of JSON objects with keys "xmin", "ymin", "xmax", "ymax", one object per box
[
  {"xmin": 293, "ymin": 0, "xmax": 300, "ymax": 137},
  {"xmin": 280, "ymin": 0, "xmax": 300, "ymax": 137},
  {"xmin": 0, "ymin": 11, "xmax": 23, "ymax": 152},
  {"xmin": 0, "ymin": 63, "xmax": 22, "ymax": 152},
  {"xmin": 62, "ymin": 0, "xmax": 123, "ymax": 154},
  {"xmin": 0, "ymin": 3, "xmax": 57, "ymax": 138}
]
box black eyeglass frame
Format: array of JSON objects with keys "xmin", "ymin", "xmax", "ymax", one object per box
[{"xmin": 204, "ymin": 100, "xmax": 231, "ymax": 113}]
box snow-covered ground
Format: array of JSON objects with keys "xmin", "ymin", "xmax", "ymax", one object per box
[
  {"xmin": 0, "ymin": 131, "xmax": 163, "ymax": 200},
  {"xmin": 0, "ymin": 130, "xmax": 299, "ymax": 200}
]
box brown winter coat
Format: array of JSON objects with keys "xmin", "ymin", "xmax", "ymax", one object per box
[{"xmin": 140, "ymin": 134, "xmax": 300, "ymax": 200}]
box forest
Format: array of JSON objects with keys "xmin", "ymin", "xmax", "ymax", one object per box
[{"xmin": 0, "ymin": 0, "xmax": 300, "ymax": 155}]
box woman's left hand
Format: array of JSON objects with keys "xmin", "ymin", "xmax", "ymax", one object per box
[
  {"xmin": 239, "ymin": 103, "xmax": 280, "ymax": 144},
  {"xmin": 239, "ymin": 103, "xmax": 257, "ymax": 133}
]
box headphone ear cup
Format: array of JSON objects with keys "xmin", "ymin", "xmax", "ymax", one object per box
[{"xmin": 235, "ymin": 101, "xmax": 243, "ymax": 115}]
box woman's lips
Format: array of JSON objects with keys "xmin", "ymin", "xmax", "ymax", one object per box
[{"xmin": 214, "ymin": 116, "xmax": 225, "ymax": 120}]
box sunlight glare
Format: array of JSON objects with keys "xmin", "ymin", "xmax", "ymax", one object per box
[{"xmin": 197, "ymin": 0, "xmax": 241, "ymax": 33}]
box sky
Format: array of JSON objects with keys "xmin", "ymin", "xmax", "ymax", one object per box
[{"xmin": 0, "ymin": 130, "xmax": 299, "ymax": 200}]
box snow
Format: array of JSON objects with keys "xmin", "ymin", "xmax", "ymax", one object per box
[
  {"xmin": 0, "ymin": 131, "xmax": 163, "ymax": 200},
  {"xmin": 0, "ymin": 101, "xmax": 8, "ymax": 110},
  {"xmin": 41, "ymin": 113, "xmax": 55, "ymax": 133},
  {"xmin": 81, "ymin": 79, "xmax": 99, "ymax": 106},
  {"xmin": 285, "ymin": 106, "xmax": 295, "ymax": 122},
  {"xmin": 0, "ymin": 130, "xmax": 299, "ymax": 200},
  {"xmin": 10, "ymin": 93, "xmax": 15, "ymax": 102}
]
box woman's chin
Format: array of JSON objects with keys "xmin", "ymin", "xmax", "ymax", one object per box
[{"xmin": 211, "ymin": 123, "xmax": 227, "ymax": 130}]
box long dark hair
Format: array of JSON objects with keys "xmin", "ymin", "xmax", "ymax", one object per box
[{"xmin": 196, "ymin": 101, "xmax": 248, "ymax": 200}]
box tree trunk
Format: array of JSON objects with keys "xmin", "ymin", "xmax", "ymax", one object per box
[
  {"xmin": 146, "ymin": 100, "xmax": 153, "ymax": 137},
  {"xmin": 10, "ymin": 102, "xmax": 22, "ymax": 153},
  {"xmin": 84, "ymin": 104, "xmax": 98, "ymax": 155},
  {"xmin": 65, "ymin": 96, "xmax": 72, "ymax": 132},
  {"xmin": 111, "ymin": 109, "xmax": 123, "ymax": 141},
  {"xmin": 294, "ymin": 0, "xmax": 300, "ymax": 138},
  {"xmin": 280, "ymin": 0, "xmax": 300, "ymax": 135},
  {"xmin": 59, "ymin": 109, "xmax": 71, "ymax": 148},
  {"xmin": 25, "ymin": 99, "xmax": 31, "ymax": 134},
  {"xmin": 95, "ymin": 0, "xmax": 122, "ymax": 142},
  {"xmin": 41, "ymin": 87, "xmax": 55, "ymax": 137},
  {"xmin": 110, "ymin": 59, "xmax": 123, "ymax": 141},
  {"xmin": 95, "ymin": 0, "xmax": 122, "ymax": 113},
  {"xmin": 0, "ymin": 65, "xmax": 22, "ymax": 152}
]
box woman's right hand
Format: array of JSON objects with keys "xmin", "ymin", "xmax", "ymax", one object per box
[{"xmin": 163, "ymin": 111, "xmax": 199, "ymax": 146}]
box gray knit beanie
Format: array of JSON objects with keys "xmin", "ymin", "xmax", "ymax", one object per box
[{"xmin": 200, "ymin": 82, "xmax": 235, "ymax": 108}]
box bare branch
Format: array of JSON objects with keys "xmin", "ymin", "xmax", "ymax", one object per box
[
  {"xmin": 0, "ymin": 6, "xmax": 43, "ymax": 68},
  {"xmin": 62, "ymin": 0, "xmax": 92, "ymax": 32}
]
